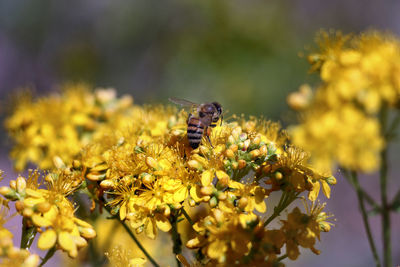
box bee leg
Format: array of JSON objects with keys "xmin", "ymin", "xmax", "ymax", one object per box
[
  {"xmin": 220, "ymin": 114, "xmax": 223, "ymax": 126},
  {"xmin": 205, "ymin": 127, "xmax": 214, "ymax": 148}
]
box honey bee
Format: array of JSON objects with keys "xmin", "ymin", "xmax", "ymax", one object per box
[{"xmin": 169, "ymin": 97, "xmax": 223, "ymax": 149}]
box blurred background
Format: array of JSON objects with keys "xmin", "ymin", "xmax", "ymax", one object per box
[{"xmin": 0, "ymin": 0, "xmax": 399, "ymax": 266}]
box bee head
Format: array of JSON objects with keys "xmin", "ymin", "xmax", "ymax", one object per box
[{"xmin": 212, "ymin": 102, "xmax": 222, "ymax": 115}]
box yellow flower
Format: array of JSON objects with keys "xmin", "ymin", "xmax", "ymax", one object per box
[
  {"xmin": 5, "ymin": 84, "xmax": 134, "ymax": 171},
  {"xmin": 281, "ymin": 201, "xmax": 333, "ymax": 260},
  {"xmin": 290, "ymin": 30, "xmax": 400, "ymax": 173},
  {"xmin": 106, "ymin": 245, "xmax": 147, "ymax": 267},
  {"xmin": 0, "ymin": 171, "xmax": 96, "ymax": 258},
  {"xmin": 0, "ymin": 197, "xmax": 40, "ymax": 267}
]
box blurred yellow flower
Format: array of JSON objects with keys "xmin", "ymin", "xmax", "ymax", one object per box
[{"xmin": 289, "ymin": 30, "xmax": 400, "ymax": 173}]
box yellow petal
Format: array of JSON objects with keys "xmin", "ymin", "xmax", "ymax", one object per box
[
  {"xmin": 216, "ymin": 170, "xmax": 229, "ymax": 184},
  {"xmin": 308, "ymin": 181, "xmax": 320, "ymax": 201},
  {"xmin": 321, "ymin": 179, "xmax": 331, "ymax": 198},
  {"xmin": 189, "ymin": 186, "xmax": 203, "ymax": 202},
  {"xmin": 154, "ymin": 214, "xmax": 172, "ymax": 232},
  {"xmin": 120, "ymin": 203, "xmax": 127, "ymax": 220},
  {"xmin": 37, "ymin": 229, "xmax": 56, "ymax": 250},
  {"xmin": 129, "ymin": 257, "xmax": 147, "ymax": 267},
  {"xmin": 73, "ymin": 217, "xmax": 93, "ymax": 228},
  {"xmin": 173, "ymin": 187, "xmax": 188, "ymax": 203},
  {"xmin": 145, "ymin": 219, "xmax": 157, "ymax": 239},
  {"xmin": 254, "ymin": 187, "xmax": 267, "ymax": 213},
  {"xmin": 58, "ymin": 231, "xmax": 76, "ymax": 253},
  {"xmin": 201, "ymin": 170, "xmax": 214, "ymax": 186},
  {"xmin": 207, "ymin": 240, "xmax": 227, "ymax": 260},
  {"xmin": 31, "ymin": 214, "xmax": 52, "ymax": 227},
  {"xmin": 79, "ymin": 227, "xmax": 97, "ymax": 239},
  {"xmin": 72, "ymin": 235, "xmax": 87, "ymax": 248}
]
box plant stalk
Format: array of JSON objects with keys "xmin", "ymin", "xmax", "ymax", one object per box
[
  {"xmin": 350, "ymin": 171, "xmax": 381, "ymax": 267},
  {"xmin": 380, "ymin": 106, "xmax": 392, "ymax": 267},
  {"xmin": 104, "ymin": 207, "xmax": 160, "ymax": 267}
]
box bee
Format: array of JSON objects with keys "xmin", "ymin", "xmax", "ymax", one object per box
[{"xmin": 169, "ymin": 97, "xmax": 223, "ymax": 149}]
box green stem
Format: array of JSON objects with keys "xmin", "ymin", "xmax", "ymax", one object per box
[
  {"xmin": 380, "ymin": 147, "xmax": 391, "ymax": 267},
  {"xmin": 385, "ymin": 111, "xmax": 400, "ymax": 140},
  {"xmin": 104, "ymin": 207, "xmax": 160, "ymax": 267},
  {"xmin": 20, "ymin": 217, "xmax": 37, "ymax": 249},
  {"xmin": 277, "ymin": 254, "xmax": 288, "ymax": 262},
  {"xmin": 342, "ymin": 170, "xmax": 381, "ymax": 212},
  {"xmin": 350, "ymin": 171, "xmax": 381, "ymax": 267},
  {"xmin": 171, "ymin": 211, "xmax": 182, "ymax": 267},
  {"xmin": 181, "ymin": 208, "xmax": 194, "ymax": 226},
  {"xmin": 38, "ymin": 246, "xmax": 56, "ymax": 267},
  {"xmin": 264, "ymin": 191, "xmax": 298, "ymax": 227},
  {"xmin": 380, "ymin": 106, "xmax": 392, "ymax": 267}
]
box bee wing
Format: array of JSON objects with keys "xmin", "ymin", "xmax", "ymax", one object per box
[{"xmin": 168, "ymin": 97, "xmax": 199, "ymax": 108}]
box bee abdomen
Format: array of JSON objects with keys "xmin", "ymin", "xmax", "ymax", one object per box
[{"xmin": 187, "ymin": 120, "xmax": 204, "ymax": 149}]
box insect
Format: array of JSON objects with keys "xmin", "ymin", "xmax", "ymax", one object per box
[{"xmin": 169, "ymin": 97, "xmax": 223, "ymax": 149}]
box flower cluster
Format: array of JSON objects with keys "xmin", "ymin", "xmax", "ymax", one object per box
[
  {"xmin": 0, "ymin": 170, "xmax": 96, "ymax": 258},
  {"xmin": 5, "ymin": 84, "xmax": 133, "ymax": 171},
  {"xmin": 0, "ymin": 195, "xmax": 39, "ymax": 267},
  {"xmin": 288, "ymin": 31, "xmax": 400, "ymax": 173},
  {"xmin": 4, "ymin": 88, "xmax": 336, "ymax": 266}
]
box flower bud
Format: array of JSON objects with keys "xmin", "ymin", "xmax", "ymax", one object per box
[
  {"xmin": 22, "ymin": 207, "xmax": 34, "ymax": 217},
  {"xmin": 213, "ymin": 209, "xmax": 224, "ymax": 223},
  {"xmin": 229, "ymin": 144, "xmax": 238, "ymax": 153},
  {"xmin": 187, "ymin": 160, "xmax": 202, "ymax": 170},
  {"xmin": 217, "ymin": 192, "xmax": 227, "ymax": 200},
  {"xmin": 15, "ymin": 201, "xmax": 25, "ymax": 213},
  {"xmin": 243, "ymin": 139, "xmax": 251, "ymax": 151},
  {"xmin": 100, "ymin": 179, "xmax": 115, "ymax": 189},
  {"xmin": 200, "ymin": 186, "xmax": 213, "ymax": 196},
  {"xmin": 209, "ymin": 196, "xmax": 218, "ymax": 208},
  {"xmin": 231, "ymin": 161, "xmax": 239, "ymax": 170},
  {"xmin": 259, "ymin": 145, "xmax": 268, "ymax": 155},
  {"xmin": 231, "ymin": 127, "xmax": 242, "ymax": 139},
  {"xmin": 239, "ymin": 133, "xmax": 248, "ymax": 142},
  {"xmin": 141, "ymin": 173, "xmax": 154, "ymax": 185},
  {"xmin": 250, "ymin": 149, "xmax": 260, "ymax": 159},
  {"xmin": 326, "ymin": 176, "xmax": 337, "ymax": 185},
  {"xmin": 227, "ymin": 135, "xmax": 235, "ymax": 145},
  {"xmin": 86, "ymin": 173, "xmax": 104, "ymax": 181},
  {"xmin": 80, "ymin": 227, "xmax": 97, "ymax": 239},
  {"xmin": 36, "ymin": 202, "xmax": 51, "ymax": 213},
  {"xmin": 145, "ymin": 157, "xmax": 158, "ymax": 169},
  {"xmin": 252, "ymin": 136, "xmax": 261, "ymax": 146},
  {"xmin": 238, "ymin": 197, "xmax": 248, "ymax": 210},
  {"xmin": 72, "ymin": 160, "xmax": 81, "ymax": 169},
  {"xmin": 274, "ymin": 171, "xmax": 283, "ymax": 180},
  {"xmin": 189, "ymin": 198, "xmax": 196, "ymax": 207},
  {"xmin": 9, "ymin": 180, "xmax": 17, "ymax": 190},
  {"xmin": 53, "ymin": 156, "xmax": 66, "ymax": 169},
  {"xmin": 244, "ymin": 121, "xmax": 256, "ymax": 132},
  {"xmin": 238, "ymin": 160, "xmax": 247, "ymax": 169},
  {"xmin": 0, "ymin": 186, "xmax": 14, "ymax": 198},
  {"xmin": 262, "ymin": 164, "xmax": 272, "ymax": 174},
  {"xmin": 225, "ymin": 149, "xmax": 235, "ymax": 159}
]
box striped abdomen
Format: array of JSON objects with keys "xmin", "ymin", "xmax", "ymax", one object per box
[{"xmin": 187, "ymin": 116, "xmax": 205, "ymax": 149}]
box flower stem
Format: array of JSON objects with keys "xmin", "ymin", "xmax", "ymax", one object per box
[
  {"xmin": 342, "ymin": 169, "xmax": 380, "ymax": 212},
  {"xmin": 38, "ymin": 246, "xmax": 56, "ymax": 267},
  {"xmin": 350, "ymin": 171, "xmax": 381, "ymax": 267},
  {"xmin": 380, "ymin": 106, "xmax": 392, "ymax": 267},
  {"xmin": 170, "ymin": 211, "xmax": 182, "ymax": 267},
  {"xmin": 181, "ymin": 208, "xmax": 194, "ymax": 226},
  {"xmin": 380, "ymin": 146, "xmax": 391, "ymax": 267},
  {"xmin": 20, "ymin": 217, "xmax": 37, "ymax": 249},
  {"xmin": 264, "ymin": 191, "xmax": 298, "ymax": 227},
  {"xmin": 104, "ymin": 207, "xmax": 160, "ymax": 267}
]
